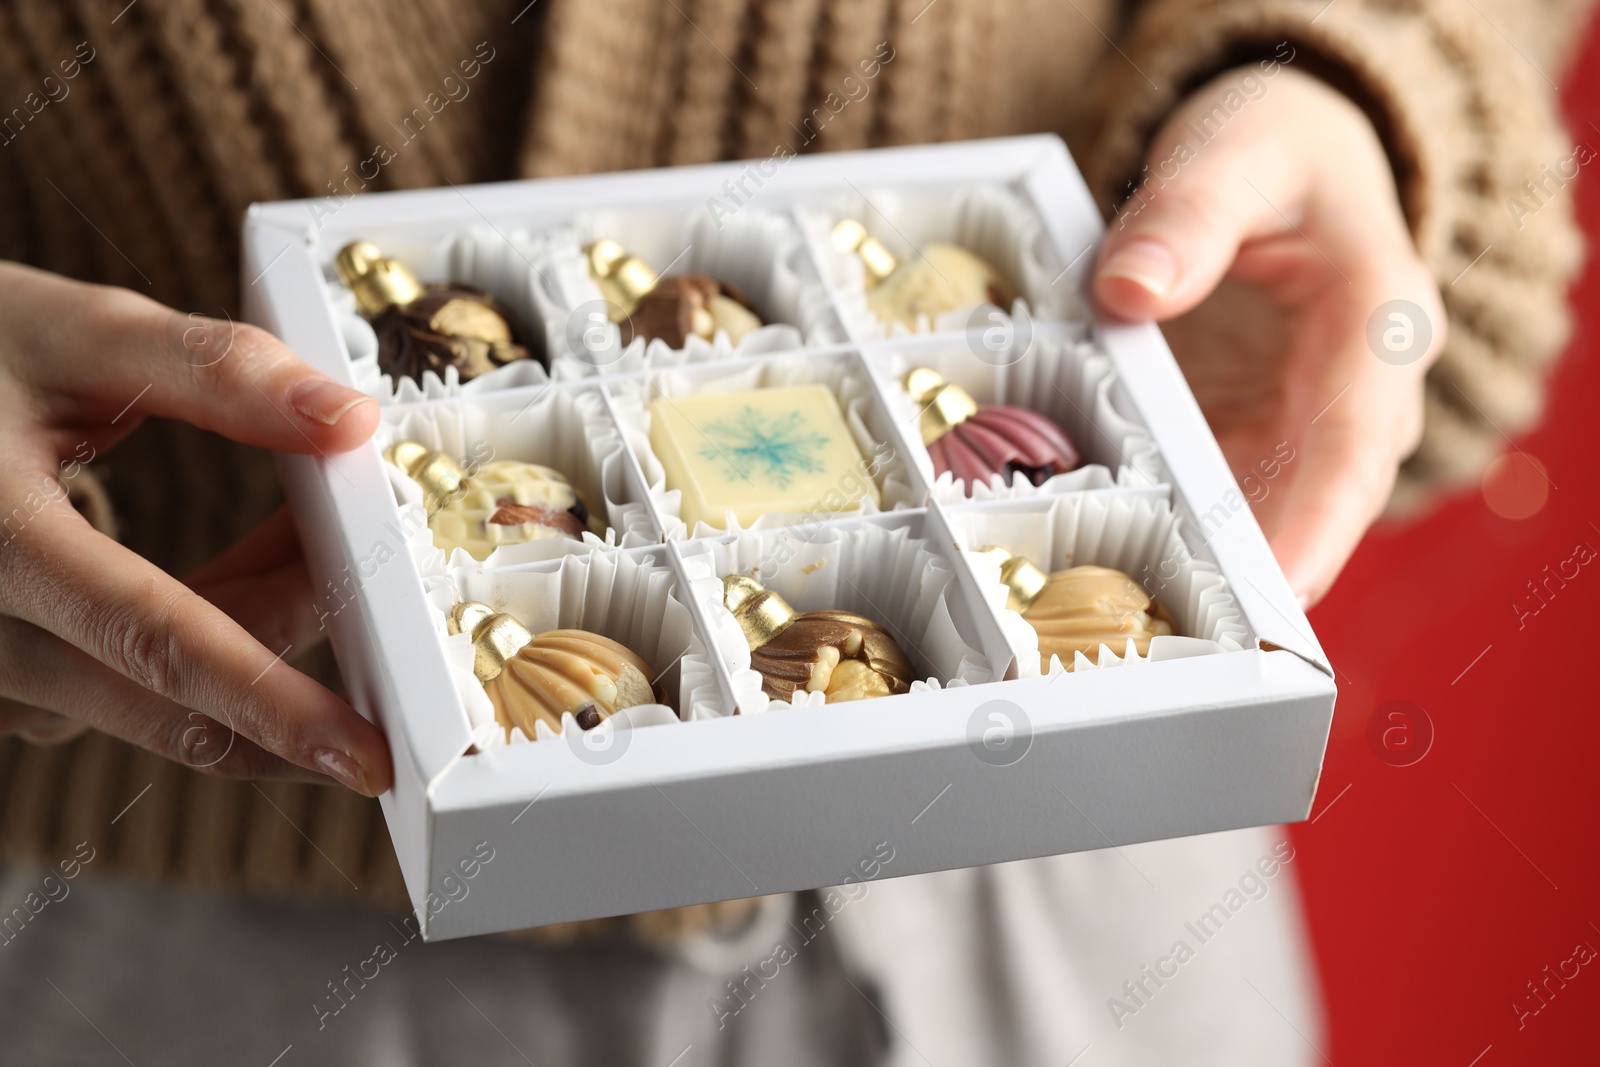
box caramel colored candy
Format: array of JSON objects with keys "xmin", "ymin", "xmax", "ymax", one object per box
[
  {"xmin": 723, "ymin": 575, "xmax": 915, "ymax": 704},
  {"xmin": 1021, "ymin": 565, "xmax": 1172, "ymax": 671},
  {"xmin": 448, "ymin": 602, "xmax": 662, "ymax": 739},
  {"xmin": 491, "ymin": 630, "xmax": 658, "ymax": 737}
]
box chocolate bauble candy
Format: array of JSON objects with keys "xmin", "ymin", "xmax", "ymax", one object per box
[
  {"xmin": 904, "ymin": 367, "xmax": 1079, "ymax": 487},
  {"xmin": 386, "ymin": 442, "xmax": 597, "ymax": 561},
  {"xmin": 982, "ymin": 549, "xmax": 1173, "ymax": 671},
  {"xmin": 449, "ymin": 602, "xmax": 661, "ymax": 739},
  {"xmin": 928, "ymin": 405, "xmax": 1080, "ymax": 486},
  {"xmin": 722, "ymin": 574, "xmax": 915, "ymax": 703},
  {"xmin": 336, "ymin": 240, "xmax": 536, "ymax": 385}
]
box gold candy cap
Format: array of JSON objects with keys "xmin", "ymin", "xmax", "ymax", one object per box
[
  {"xmin": 830, "ymin": 218, "xmax": 898, "ymax": 287},
  {"xmin": 336, "ymin": 240, "xmax": 425, "ymax": 317},
  {"xmin": 722, "ymin": 574, "xmax": 798, "ymax": 650},
  {"xmin": 448, "ymin": 601, "xmax": 534, "ymax": 684},
  {"xmin": 585, "ymin": 239, "xmax": 627, "ymax": 279},
  {"xmin": 902, "ymin": 368, "xmax": 979, "ymax": 444},
  {"xmin": 584, "ymin": 239, "xmax": 659, "ymax": 319},
  {"xmin": 975, "ymin": 545, "xmax": 1049, "ymax": 613},
  {"xmin": 384, "ymin": 440, "xmax": 466, "ymax": 514}
]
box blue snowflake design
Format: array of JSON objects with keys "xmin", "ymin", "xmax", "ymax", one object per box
[{"xmin": 697, "ymin": 405, "xmax": 831, "ymax": 489}]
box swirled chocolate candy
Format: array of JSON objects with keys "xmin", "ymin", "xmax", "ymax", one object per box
[
  {"xmin": 448, "ymin": 601, "xmax": 662, "ymax": 738},
  {"xmin": 982, "ymin": 547, "xmax": 1173, "ymax": 671},
  {"xmin": 903, "ymin": 368, "xmax": 1079, "ymax": 486},
  {"xmin": 832, "ymin": 219, "xmax": 1012, "ymax": 329},
  {"xmin": 722, "ymin": 574, "xmax": 914, "ymax": 703},
  {"xmin": 585, "ymin": 240, "xmax": 764, "ymax": 348},
  {"xmin": 385, "ymin": 441, "xmax": 597, "ymax": 561},
  {"xmin": 337, "ymin": 240, "xmax": 536, "ymax": 384}
]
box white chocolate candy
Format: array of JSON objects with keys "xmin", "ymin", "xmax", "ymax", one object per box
[
  {"xmin": 705, "ymin": 293, "xmax": 762, "ymax": 345},
  {"xmin": 648, "ymin": 384, "xmax": 880, "ymax": 531},
  {"xmin": 429, "ymin": 460, "xmax": 593, "ymax": 561},
  {"xmin": 867, "ymin": 243, "xmax": 1009, "ymax": 329}
]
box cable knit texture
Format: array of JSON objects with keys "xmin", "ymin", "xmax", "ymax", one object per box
[{"xmin": 0, "ymin": 0, "xmax": 1587, "ymax": 909}]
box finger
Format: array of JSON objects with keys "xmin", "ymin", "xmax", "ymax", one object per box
[
  {"xmin": 187, "ymin": 511, "xmax": 336, "ymax": 658},
  {"xmin": 0, "ymin": 700, "xmax": 90, "ymax": 744},
  {"xmin": 0, "ymin": 499, "xmax": 392, "ymax": 795},
  {"xmin": 5, "ymin": 265, "xmax": 377, "ymax": 454},
  {"xmin": 185, "ymin": 506, "xmax": 303, "ymax": 588},
  {"xmin": 1262, "ymin": 294, "xmax": 1441, "ymax": 605},
  {"xmin": 1264, "ymin": 394, "xmax": 1402, "ymax": 607},
  {"xmin": 204, "ymin": 558, "xmax": 331, "ymax": 658},
  {"xmin": 1095, "ymin": 140, "xmax": 1299, "ymax": 322},
  {"xmin": 0, "ymin": 616, "xmax": 336, "ymax": 784}
]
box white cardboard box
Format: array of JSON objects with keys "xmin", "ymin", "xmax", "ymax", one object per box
[{"xmin": 243, "ymin": 135, "xmax": 1336, "ymax": 941}]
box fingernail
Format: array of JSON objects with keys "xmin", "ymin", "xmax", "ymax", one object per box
[
  {"xmin": 1098, "ymin": 238, "xmax": 1179, "ymax": 299},
  {"xmin": 314, "ymin": 747, "xmax": 371, "ymax": 794},
  {"xmin": 291, "ymin": 378, "xmax": 370, "ymax": 426}
]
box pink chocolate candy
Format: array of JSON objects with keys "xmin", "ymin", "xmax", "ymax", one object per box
[{"xmin": 927, "ymin": 405, "xmax": 1080, "ymax": 487}]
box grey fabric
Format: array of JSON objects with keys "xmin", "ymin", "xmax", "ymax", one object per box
[
  {"xmin": 834, "ymin": 825, "xmax": 1324, "ymax": 1067},
  {"xmin": 0, "ymin": 873, "xmax": 882, "ymax": 1066},
  {"xmin": 0, "ymin": 825, "xmax": 1318, "ymax": 1066}
]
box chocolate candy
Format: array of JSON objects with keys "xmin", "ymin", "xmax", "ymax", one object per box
[
  {"xmin": 647, "ymin": 384, "xmax": 881, "ymax": 531},
  {"xmin": 903, "ymin": 368, "xmax": 1079, "ymax": 486},
  {"xmin": 448, "ymin": 602, "xmax": 662, "ymax": 738},
  {"xmin": 336, "ymin": 240, "xmax": 535, "ymax": 385},
  {"xmin": 832, "ymin": 219, "xmax": 1012, "ymax": 329},
  {"xmin": 585, "ymin": 240, "xmax": 764, "ymax": 347},
  {"xmin": 385, "ymin": 441, "xmax": 597, "ymax": 561},
  {"xmin": 981, "ymin": 547, "xmax": 1173, "ymax": 671},
  {"xmin": 722, "ymin": 574, "xmax": 914, "ymax": 703},
  {"xmin": 623, "ymin": 274, "xmax": 763, "ymax": 348}
]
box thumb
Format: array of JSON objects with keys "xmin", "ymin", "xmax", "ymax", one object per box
[{"xmin": 1094, "ymin": 166, "xmax": 1295, "ymax": 323}]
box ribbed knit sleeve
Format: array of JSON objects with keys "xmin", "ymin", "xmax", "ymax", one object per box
[{"xmin": 1080, "ymin": 0, "xmax": 1591, "ymax": 506}]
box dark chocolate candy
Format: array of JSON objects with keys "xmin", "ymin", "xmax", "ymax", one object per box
[{"xmin": 372, "ymin": 285, "xmax": 534, "ymax": 384}]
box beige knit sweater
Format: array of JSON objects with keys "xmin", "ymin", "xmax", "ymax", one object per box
[{"xmin": 0, "ymin": 0, "xmax": 1587, "ymax": 910}]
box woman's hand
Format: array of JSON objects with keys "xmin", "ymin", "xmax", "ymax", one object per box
[
  {"xmin": 0, "ymin": 263, "xmax": 393, "ymax": 795},
  {"xmin": 1095, "ymin": 67, "xmax": 1445, "ymax": 607}
]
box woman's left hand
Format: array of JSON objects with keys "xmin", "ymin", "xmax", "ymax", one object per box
[{"xmin": 1094, "ymin": 66, "xmax": 1445, "ymax": 606}]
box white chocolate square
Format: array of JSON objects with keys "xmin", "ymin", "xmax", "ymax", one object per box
[{"xmin": 647, "ymin": 384, "xmax": 881, "ymax": 531}]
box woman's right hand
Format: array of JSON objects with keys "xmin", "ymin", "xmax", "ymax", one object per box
[{"xmin": 0, "ymin": 262, "xmax": 393, "ymax": 796}]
